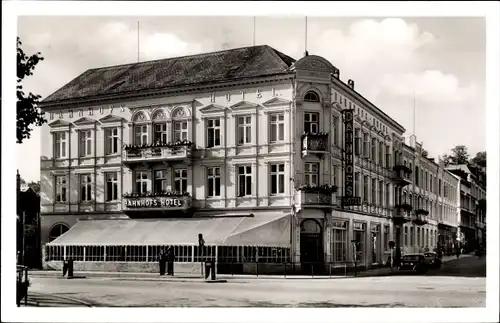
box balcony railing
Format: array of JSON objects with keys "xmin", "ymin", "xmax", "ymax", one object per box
[
  {"xmin": 294, "ymin": 185, "xmax": 338, "ymax": 209},
  {"xmin": 122, "ymin": 192, "xmax": 192, "ymax": 212},
  {"xmin": 122, "ymin": 142, "xmax": 193, "ymax": 164},
  {"xmin": 392, "ymin": 203, "xmax": 412, "ymax": 223},
  {"xmin": 391, "ymin": 164, "xmax": 412, "ymax": 187},
  {"xmin": 301, "ymin": 133, "xmax": 328, "ymax": 157}
]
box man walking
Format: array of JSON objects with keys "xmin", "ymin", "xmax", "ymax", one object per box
[{"xmin": 167, "ymin": 247, "xmax": 176, "ymax": 276}]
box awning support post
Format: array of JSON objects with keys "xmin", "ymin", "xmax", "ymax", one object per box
[
  {"xmin": 215, "ymin": 245, "xmax": 218, "ymax": 276},
  {"xmin": 191, "ymin": 245, "xmax": 195, "ymax": 262},
  {"xmin": 103, "ymin": 246, "xmax": 107, "ymax": 262},
  {"xmin": 83, "ymin": 246, "xmax": 86, "ymax": 262},
  {"xmin": 145, "ymin": 246, "xmax": 148, "ymax": 262},
  {"xmin": 63, "ymin": 246, "xmax": 66, "ymax": 261}
]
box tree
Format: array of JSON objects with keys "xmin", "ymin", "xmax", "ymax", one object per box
[
  {"xmin": 17, "ymin": 37, "xmax": 46, "ymax": 143},
  {"xmin": 470, "ymin": 151, "xmax": 486, "ymax": 168},
  {"xmin": 442, "ymin": 145, "xmax": 470, "ymax": 166}
]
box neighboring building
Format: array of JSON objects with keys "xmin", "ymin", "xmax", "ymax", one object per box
[
  {"xmin": 17, "ymin": 171, "xmax": 42, "ymax": 268},
  {"xmin": 39, "ymin": 45, "xmax": 472, "ymax": 273},
  {"xmin": 446, "ymin": 164, "xmax": 486, "ymax": 251}
]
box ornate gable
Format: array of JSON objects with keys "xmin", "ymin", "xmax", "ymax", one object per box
[
  {"xmin": 48, "ymin": 120, "xmax": 72, "ymax": 128},
  {"xmin": 261, "ymin": 97, "xmax": 291, "ymax": 107},
  {"xmin": 99, "ymin": 115, "xmax": 124, "ymax": 123},
  {"xmin": 73, "ymin": 117, "xmax": 97, "ymax": 126},
  {"xmin": 230, "ymin": 101, "xmax": 258, "ymax": 111},
  {"xmin": 293, "ymin": 55, "xmax": 336, "ymax": 73},
  {"xmin": 199, "ymin": 104, "xmax": 227, "ymax": 114}
]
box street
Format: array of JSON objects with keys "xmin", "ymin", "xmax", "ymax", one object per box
[{"xmin": 26, "ymin": 256, "xmax": 486, "ymax": 308}]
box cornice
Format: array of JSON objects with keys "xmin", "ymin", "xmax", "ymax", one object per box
[{"xmin": 40, "ymin": 73, "xmax": 295, "ymax": 111}]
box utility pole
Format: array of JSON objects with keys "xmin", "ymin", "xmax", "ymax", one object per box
[{"xmin": 22, "ymin": 211, "xmax": 26, "ymax": 266}]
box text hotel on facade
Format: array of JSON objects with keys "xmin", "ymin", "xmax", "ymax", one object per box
[{"xmin": 40, "ymin": 45, "xmax": 465, "ymax": 273}]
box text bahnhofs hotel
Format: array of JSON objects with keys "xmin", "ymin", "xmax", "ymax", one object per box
[{"xmin": 39, "ymin": 45, "xmax": 485, "ymax": 273}]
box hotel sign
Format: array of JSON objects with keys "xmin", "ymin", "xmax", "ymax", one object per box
[
  {"xmin": 342, "ymin": 109, "xmax": 361, "ymax": 206},
  {"xmin": 124, "ymin": 198, "xmax": 184, "ymax": 208}
]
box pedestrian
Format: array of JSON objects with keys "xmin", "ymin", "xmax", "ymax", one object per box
[
  {"xmin": 455, "ymin": 243, "xmax": 461, "ymax": 259},
  {"xmin": 159, "ymin": 248, "xmax": 167, "ymax": 276},
  {"xmin": 167, "ymin": 246, "xmax": 176, "ymax": 276}
]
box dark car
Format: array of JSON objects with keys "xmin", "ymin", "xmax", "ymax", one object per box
[
  {"xmin": 398, "ymin": 254, "xmax": 427, "ymax": 274},
  {"xmin": 424, "ymin": 252, "xmax": 442, "ymax": 269}
]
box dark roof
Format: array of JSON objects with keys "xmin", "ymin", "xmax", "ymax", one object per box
[{"xmin": 42, "ymin": 45, "xmax": 296, "ymax": 104}]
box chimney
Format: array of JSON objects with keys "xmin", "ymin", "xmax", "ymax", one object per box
[
  {"xmin": 409, "ymin": 135, "xmax": 417, "ymax": 149},
  {"xmin": 304, "ymin": 50, "xmax": 309, "ymax": 57},
  {"xmin": 347, "ymin": 79, "xmax": 355, "ymax": 89}
]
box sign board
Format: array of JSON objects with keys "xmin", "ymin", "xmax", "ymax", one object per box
[
  {"xmin": 343, "ymin": 108, "xmax": 355, "ymax": 198},
  {"xmin": 342, "ymin": 196, "xmax": 361, "ymax": 206},
  {"xmin": 124, "ymin": 198, "xmax": 184, "ymax": 208}
]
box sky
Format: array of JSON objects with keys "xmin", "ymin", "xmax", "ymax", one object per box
[{"xmin": 16, "ymin": 16, "xmax": 486, "ymax": 182}]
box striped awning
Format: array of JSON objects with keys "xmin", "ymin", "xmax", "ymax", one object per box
[{"xmin": 47, "ymin": 213, "xmax": 291, "ymax": 247}]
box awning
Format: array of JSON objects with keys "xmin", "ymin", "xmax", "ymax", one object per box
[{"xmin": 47, "ymin": 213, "xmax": 291, "ymax": 247}]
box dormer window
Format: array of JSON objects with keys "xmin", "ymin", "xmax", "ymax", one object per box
[{"xmin": 304, "ymin": 91, "xmax": 320, "ymax": 102}]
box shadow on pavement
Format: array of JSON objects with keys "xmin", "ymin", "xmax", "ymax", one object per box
[{"xmin": 424, "ymin": 255, "xmax": 486, "ymax": 278}]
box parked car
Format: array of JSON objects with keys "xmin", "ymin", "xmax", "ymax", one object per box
[
  {"xmin": 398, "ymin": 253, "xmax": 427, "ymax": 274},
  {"xmin": 424, "ymin": 252, "xmax": 442, "ymax": 269}
]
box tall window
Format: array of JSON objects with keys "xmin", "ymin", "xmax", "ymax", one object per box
[
  {"xmin": 55, "ymin": 176, "xmax": 67, "ymax": 203},
  {"xmin": 417, "ymin": 227, "xmax": 421, "ymax": 247},
  {"xmin": 54, "ymin": 132, "xmax": 67, "ymax": 159},
  {"xmin": 304, "ymin": 112, "xmax": 319, "ymax": 134},
  {"xmin": 363, "ymin": 133, "xmax": 370, "ymax": 158},
  {"xmin": 354, "ymin": 128, "xmax": 361, "ymax": 156},
  {"xmin": 378, "ymin": 180, "xmax": 384, "ymax": 206},
  {"xmin": 378, "ymin": 142, "xmax": 384, "ymax": 166},
  {"xmin": 332, "ymin": 116, "xmax": 339, "ymax": 145},
  {"xmin": 371, "ymin": 178, "xmax": 377, "ymax": 204},
  {"xmin": 332, "ymin": 165, "xmax": 338, "ymax": 186},
  {"xmin": 270, "ymin": 113, "xmax": 285, "ymax": 143},
  {"xmin": 384, "ymin": 225, "xmax": 390, "ymax": 251},
  {"xmin": 363, "ymin": 175, "xmax": 369, "ymax": 203},
  {"xmin": 173, "ymin": 121, "xmax": 188, "ymax": 142},
  {"xmin": 106, "ymin": 172, "xmax": 118, "ymax": 201},
  {"xmin": 385, "ymin": 183, "xmax": 390, "ymax": 206},
  {"xmin": 385, "ymin": 145, "xmax": 391, "ymax": 167},
  {"xmin": 79, "ymin": 130, "xmax": 92, "ymax": 157},
  {"xmin": 105, "ymin": 127, "xmax": 119, "ymax": 155},
  {"xmin": 174, "ymin": 169, "xmax": 188, "ymax": 193},
  {"xmin": 154, "ymin": 170, "xmax": 167, "ymax": 193},
  {"xmin": 270, "ymin": 164, "xmax": 285, "ymax": 195},
  {"xmin": 135, "ymin": 171, "xmax": 149, "ymax": 194},
  {"xmin": 430, "ymin": 176, "xmax": 433, "ymax": 193},
  {"xmin": 371, "ymin": 138, "xmax": 377, "ymax": 163},
  {"xmin": 304, "ymin": 163, "xmax": 319, "ymax": 187},
  {"xmin": 353, "ymin": 222, "xmax": 366, "ymax": 264},
  {"xmin": 206, "ymin": 118, "xmax": 221, "ymax": 148},
  {"xmin": 415, "ymin": 166, "xmax": 420, "ymax": 186},
  {"xmin": 80, "ymin": 174, "xmax": 92, "ymax": 202},
  {"xmin": 207, "ymin": 167, "xmax": 221, "ymax": 197},
  {"xmin": 238, "ymin": 165, "xmax": 252, "ymax": 197},
  {"xmin": 154, "ymin": 123, "xmax": 167, "ymax": 143},
  {"xmin": 410, "ymin": 226, "xmax": 415, "ymax": 246},
  {"xmin": 424, "ymin": 171, "xmax": 428, "ymax": 190},
  {"xmin": 355, "ymin": 172, "xmax": 361, "ymax": 197},
  {"xmin": 134, "ymin": 125, "xmax": 148, "ymax": 145},
  {"xmin": 237, "ymin": 116, "xmax": 252, "ymax": 145},
  {"xmin": 404, "ymin": 226, "xmax": 408, "ymax": 246},
  {"xmin": 332, "ymin": 221, "xmax": 348, "ymax": 262}
]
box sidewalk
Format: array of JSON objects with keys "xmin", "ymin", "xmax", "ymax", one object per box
[{"xmin": 29, "ymin": 254, "xmax": 473, "ymax": 282}]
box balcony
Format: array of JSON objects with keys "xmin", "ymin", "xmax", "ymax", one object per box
[
  {"xmin": 301, "ymin": 132, "xmax": 328, "ymax": 157},
  {"xmin": 122, "ymin": 141, "xmax": 193, "ymax": 165},
  {"xmin": 413, "ymin": 209, "xmax": 429, "ymax": 226},
  {"xmin": 122, "ymin": 192, "xmax": 192, "ymax": 216},
  {"xmin": 294, "ymin": 185, "xmax": 337, "ymax": 210},
  {"xmin": 391, "ymin": 164, "xmax": 412, "ymax": 187},
  {"xmin": 392, "ymin": 203, "xmax": 412, "ymax": 224}
]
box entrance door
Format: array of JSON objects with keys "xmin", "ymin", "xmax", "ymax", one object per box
[{"xmin": 300, "ymin": 219, "xmax": 323, "ymax": 274}]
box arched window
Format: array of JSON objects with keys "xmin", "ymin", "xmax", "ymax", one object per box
[
  {"xmin": 304, "ymin": 91, "xmax": 320, "ymax": 102},
  {"xmin": 49, "ymin": 223, "xmax": 70, "ymax": 242},
  {"xmin": 300, "ymin": 219, "xmax": 322, "ymax": 234}
]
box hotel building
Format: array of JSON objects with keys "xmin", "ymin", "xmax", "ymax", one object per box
[{"xmin": 40, "ymin": 45, "xmax": 470, "ymax": 273}]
